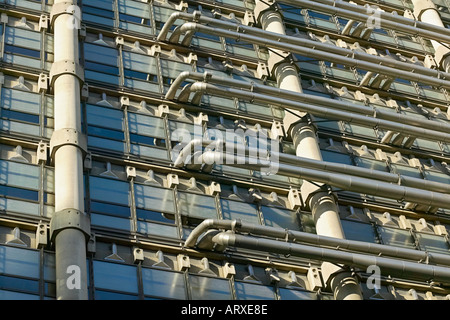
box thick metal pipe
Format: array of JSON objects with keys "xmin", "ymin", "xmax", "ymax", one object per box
[
  {"xmin": 200, "ymin": 149, "xmax": 450, "ymax": 209},
  {"xmin": 158, "ymin": 12, "xmax": 450, "ymax": 84},
  {"xmin": 212, "ymin": 232, "xmax": 450, "ymax": 284},
  {"xmin": 166, "ymin": 72, "xmax": 450, "ymax": 135},
  {"xmin": 187, "ymin": 82, "xmax": 450, "ymax": 143},
  {"xmin": 168, "ymin": 22, "xmax": 450, "ymax": 90},
  {"xmin": 258, "ymin": 5, "xmax": 361, "ymax": 300},
  {"xmin": 185, "ymin": 219, "xmax": 450, "ymax": 266},
  {"xmin": 52, "ymin": 1, "xmax": 88, "ymax": 300}
]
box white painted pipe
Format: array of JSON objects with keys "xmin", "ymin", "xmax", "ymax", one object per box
[
  {"xmin": 52, "ymin": 1, "xmax": 88, "ymax": 300},
  {"xmin": 257, "ymin": 3, "xmax": 362, "ymax": 300}
]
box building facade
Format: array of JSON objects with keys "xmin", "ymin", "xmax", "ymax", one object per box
[{"xmin": 0, "ymin": 0, "xmax": 450, "ymax": 300}]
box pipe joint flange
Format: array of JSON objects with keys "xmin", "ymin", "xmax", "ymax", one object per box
[
  {"xmin": 412, "ymin": 0, "xmax": 439, "ymax": 21},
  {"xmin": 434, "ymin": 46, "xmax": 450, "ymax": 68},
  {"xmin": 302, "ymin": 184, "xmax": 338, "ymax": 211},
  {"xmin": 50, "ymin": 208, "xmax": 91, "ymax": 243},
  {"xmin": 49, "ymin": 60, "xmax": 85, "ymax": 86},
  {"xmin": 268, "ymin": 52, "xmax": 298, "ymax": 77},
  {"xmin": 253, "ymin": 0, "xmax": 282, "ymax": 24},
  {"xmin": 49, "ymin": 128, "xmax": 87, "ymax": 161},
  {"xmin": 49, "ymin": 2, "xmax": 81, "ymax": 27}
]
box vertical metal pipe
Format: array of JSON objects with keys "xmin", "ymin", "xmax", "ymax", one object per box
[
  {"xmin": 52, "ymin": 1, "xmax": 88, "ymax": 300},
  {"xmin": 412, "ymin": 0, "xmax": 450, "ymax": 72},
  {"xmin": 256, "ymin": 2, "xmax": 363, "ymax": 300}
]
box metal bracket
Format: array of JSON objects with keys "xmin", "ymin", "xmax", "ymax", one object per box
[
  {"xmin": 49, "ymin": 1, "xmax": 80, "ymax": 27},
  {"xmin": 49, "ymin": 208, "xmax": 91, "ymax": 243},
  {"xmin": 49, "ymin": 60, "xmax": 85, "ymax": 86},
  {"xmin": 49, "ymin": 128, "xmax": 87, "ymax": 161}
]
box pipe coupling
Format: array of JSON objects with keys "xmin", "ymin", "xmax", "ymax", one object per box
[
  {"xmin": 49, "ymin": 128, "xmax": 87, "ymax": 161},
  {"xmin": 49, "ymin": 60, "xmax": 85, "ymax": 86},
  {"xmin": 49, "ymin": 1, "xmax": 80, "ymax": 27},
  {"xmin": 50, "ymin": 208, "xmax": 91, "ymax": 243}
]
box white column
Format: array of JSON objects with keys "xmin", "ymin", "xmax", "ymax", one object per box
[
  {"xmin": 51, "ymin": 1, "xmax": 88, "ymax": 300},
  {"xmin": 256, "ymin": 0, "xmax": 363, "ymax": 300}
]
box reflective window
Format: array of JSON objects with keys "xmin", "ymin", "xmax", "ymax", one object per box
[
  {"xmin": 86, "ymin": 104, "xmax": 125, "ymax": 153},
  {"xmin": 189, "ymin": 275, "xmax": 232, "ymax": 300},
  {"xmin": 415, "ymin": 233, "xmax": 450, "ymax": 254},
  {"xmin": 84, "ymin": 43, "xmax": 119, "ymax": 85},
  {"xmin": 261, "ymin": 206, "xmax": 300, "ymax": 230},
  {"xmin": 178, "ymin": 191, "xmax": 218, "ymax": 220},
  {"xmin": 220, "ymin": 199, "xmax": 260, "ymax": 224},
  {"xmin": 377, "ymin": 226, "xmax": 416, "ymax": 249},
  {"xmin": 92, "ymin": 260, "xmax": 138, "ymax": 296},
  {"xmin": 234, "ymin": 281, "xmax": 276, "ymax": 300},
  {"xmin": 341, "ymin": 220, "xmax": 377, "ymax": 243},
  {"xmin": 142, "ymin": 267, "xmax": 187, "ymax": 299}
]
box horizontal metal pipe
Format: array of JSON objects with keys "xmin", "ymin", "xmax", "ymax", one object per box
[
  {"xmin": 280, "ymin": 0, "xmax": 450, "ymax": 45},
  {"xmin": 276, "ymin": 152, "xmax": 450, "ymax": 194},
  {"xmin": 158, "ymin": 11, "xmax": 450, "ymax": 81},
  {"xmin": 212, "ymin": 232, "xmax": 450, "ymax": 284},
  {"xmin": 166, "ymin": 72, "xmax": 450, "ymax": 135},
  {"xmin": 274, "ymin": 162, "xmax": 450, "ymax": 209},
  {"xmin": 199, "ymin": 149, "xmax": 450, "ymax": 208},
  {"xmin": 185, "ymin": 219, "xmax": 450, "ymax": 266},
  {"xmin": 174, "ymin": 139, "xmax": 450, "ymax": 195},
  {"xmin": 169, "ymin": 22, "xmax": 450, "ymax": 90},
  {"xmin": 187, "ymin": 81, "xmax": 450, "ymax": 143}
]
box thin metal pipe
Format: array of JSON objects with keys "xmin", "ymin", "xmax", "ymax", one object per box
[
  {"xmin": 212, "ymin": 232, "xmax": 450, "ymax": 284},
  {"xmin": 166, "ymin": 71, "xmax": 450, "ymax": 135},
  {"xmin": 185, "ymin": 219, "xmax": 450, "ymax": 266},
  {"xmin": 186, "ymin": 81, "xmax": 450, "ymax": 143}
]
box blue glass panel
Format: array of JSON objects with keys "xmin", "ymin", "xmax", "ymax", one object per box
[
  {"xmin": 142, "ymin": 268, "xmax": 186, "ymax": 299},
  {"xmin": 95, "ymin": 290, "xmax": 138, "ymax": 300},
  {"xmin": 93, "ymin": 260, "xmax": 138, "ymax": 293},
  {"xmin": 0, "ymin": 245, "xmax": 40, "ymax": 278},
  {"xmin": 0, "ymin": 289, "xmax": 39, "ymax": 300},
  {"xmin": 89, "ymin": 176, "xmax": 130, "ymax": 206},
  {"xmin": 0, "ymin": 185, "xmax": 38, "ymax": 201},
  {"xmin": 341, "ymin": 220, "xmax": 377, "ymax": 243},
  {"xmin": 134, "ymin": 184, "xmax": 175, "ymax": 213},
  {"xmin": 0, "ymin": 275, "xmax": 39, "ymax": 293}
]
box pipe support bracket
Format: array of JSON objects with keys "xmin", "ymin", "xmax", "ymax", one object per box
[
  {"xmin": 50, "ymin": 128, "xmax": 87, "ymax": 161},
  {"xmin": 50, "ymin": 208, "xmax": 91, "ymax": 243},
  {"xmin": 49, "ymin": 1, "xmax": 78, "ymax": 27},
  {"xmin": 49, "ymin": 60, "xmax": 85, "ymax": 87}
]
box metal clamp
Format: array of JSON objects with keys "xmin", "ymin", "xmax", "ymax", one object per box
[
  {"xmin": 49, "ymin": 128, "xmax": 87, "ymax": 160},
  {"xmin": 49, "ymin": 1, "xmax": 80, "ymax": 27},
  {"xmin": 49, "ymin": 60, "xmax": 85, "ymax": 86},
  {"xmin": 50, "ymin": 208, "xmax": 91, "ymax": 243}
]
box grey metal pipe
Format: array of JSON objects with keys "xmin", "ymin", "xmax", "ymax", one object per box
[
  {"xmin": 158, "ymin": 11, "xmax": 450, "ymax": 82},
  {"xmin": 280, "ymin": 0, "xmax": 450, "ymax": 45},
  {"xmin": 166, "ymin": 72, "xmax": 450, "ymax": 135},
  {"xmin": 167, "ymin": 22, "xmax": 450, "ymax": 90},
  {"xmin": 200, "ymin": 150, "xmax": 450, "ymax": 209},
  {"xmin": 185, "ymin": 219, "xmax": 450, "ymax": 266},
  {"xmin": 276, "ymin": 152, "xmax": 450, "ymax": 194},
  {"xmin": 187, "ymin": 81, "xmax": 450, "ymax": 143},
  {"xmin": 212, "ymin": 232, "xmax": 450, "ymax": 284}
]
